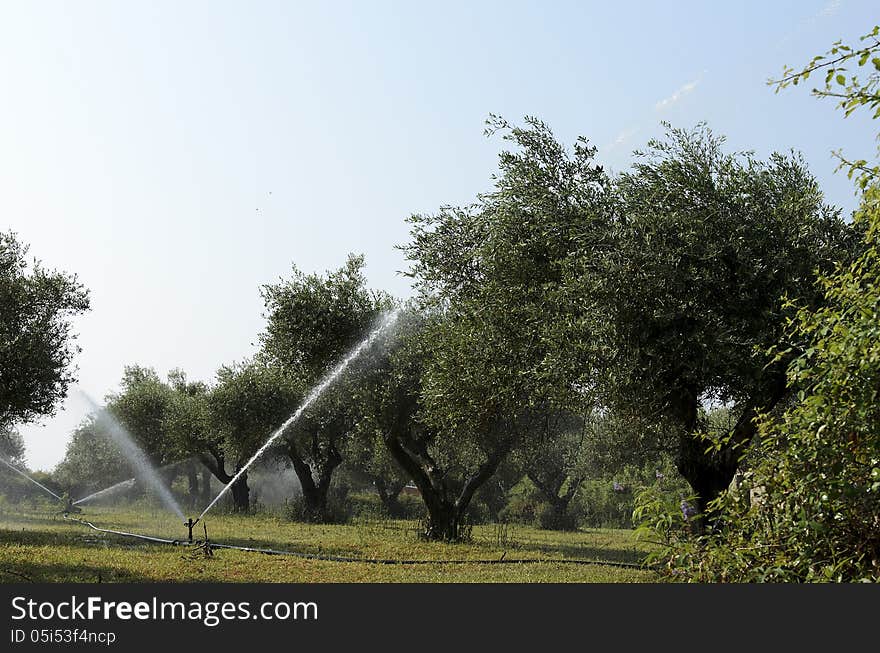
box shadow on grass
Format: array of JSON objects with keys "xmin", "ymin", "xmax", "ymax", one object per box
[
  {"xmin": 0, "ymin": 561, "xmax": 157, "ymax": 583},
  {"xmin": 1, "ymin": 517, "xmax": 649, "ymax": 567},
  {"xmin": 0, "ymin": 512, "xmax": 71, "ymax": 528},
  {"xmin": 467, "ymin": 530, "xmax": 649, "ymax": 564},
  {"xmin": 0, "ymin": 522, "xmax": 363, "ymax": 562}
]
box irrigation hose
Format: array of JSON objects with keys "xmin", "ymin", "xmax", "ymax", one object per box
[{"xmin": 62, "ymin": 515, "xmax": 654, "ymax": 571}]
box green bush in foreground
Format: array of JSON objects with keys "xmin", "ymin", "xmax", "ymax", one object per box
[{"xmin": 638, "ymin": 195, "xmax": 880, "ymax": 582}]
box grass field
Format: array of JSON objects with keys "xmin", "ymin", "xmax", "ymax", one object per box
[{"xmin": 0, "ymin": 505, "xmax": 658, "ymax": 583}]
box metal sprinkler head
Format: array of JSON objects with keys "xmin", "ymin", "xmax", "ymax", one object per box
[{"xmin": 184, "ymin": 517, "xmax": 199, "ymax": 544}]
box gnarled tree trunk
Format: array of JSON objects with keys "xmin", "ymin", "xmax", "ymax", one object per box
[
  {"xmin": 383, "ymin": 431, "xmax": 508, "ymax": 541},
  {"xmin": 374, "ymin": 477, "xmax": 406, "ymax": 517},
  {"xmin": 185, "ymin": 461, "xmax": 199, "ymax": 504},
  {"xmin": 286, "ymin": 439, "xmax": 343, "ymax": 522},
  {"xmin": 672, "ymin": 373, "xmax": 787, "ymax": 533},
  {"xmin": 197, "ymin": 450, "xmax": 250, "ymax": 512},
  {"xmin": 527, "ymin": 471, "xmax": 580, "ymax": 531},
  {"xmin": 229, "ymin": 471, "xmax": 250, "ymax": 513}
]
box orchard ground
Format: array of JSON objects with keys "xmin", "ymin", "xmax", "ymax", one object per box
[{"xmin": 0, "ymin": 504, "xmax": 656, "ymax": 582}]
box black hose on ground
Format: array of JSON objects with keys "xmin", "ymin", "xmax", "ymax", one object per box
[{"xmin": 63, "ymin": 515, "xmax": 655, "ymax": 571}]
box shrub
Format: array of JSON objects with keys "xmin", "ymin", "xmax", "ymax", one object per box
[{"xmin": 637, "ymin": 196, "xmax": 880, "ymax": 582}]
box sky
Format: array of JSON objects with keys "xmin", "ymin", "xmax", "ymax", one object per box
[{"xmin": 1, "ymin": 0, "xmax": 877, "ymax": 470}]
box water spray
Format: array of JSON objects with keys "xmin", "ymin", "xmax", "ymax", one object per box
[
  {"xmin": 78, "ymin": 392, "xmax": 185, "ymax": 520},
  {"xmin": 0, "ymin": 455, "xmax": 64, "ymax": 503},
  {"xmin": 197, "ymin": 309, "xmax": 401, "ymax": 522},
  {"xmin": 73, "ymin": 477, "xmax": 136, "ymax": 505},
  {"xmin": 73, "ymin": 458, "xmax": 192, "ymax": 506}
]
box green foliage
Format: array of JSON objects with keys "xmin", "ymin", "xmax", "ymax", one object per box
[
  {"xmin": 259, "ymin": 254, "xmax": 392, "ymax": 521},
  {"xmin": 513, "ymin": 410, "xmax": 591, "ymax": 530},
  {"xmin": 282, "ymin": 489, "xmax": 352, "ymax": 524},
  {"xmin": 106, "ymin": 366, "xmax": 177, "ymax": 467},
  {"xmin": 210, "ymin": 360, "xmax": 299, "ymax": 463},
  {"xmin": 771, "ymin": 25, "xmax": 880, "ymax": 190},
  {"xmin": 52, "ymin": 417, "xmax": 130, "ymax": 499},
  {"xmin": 405, "ymin": 116, "xmax": 610, "ymax": 417},
  {"xmin": 599, "ymin": 122, "xmax": 853, "ymax": 415},
  {"xmin": 404, "ymin": 115, "xmax": 857, "ymax": 527},
  {"xmin": 633, "ymin": 22, "xmax": 880, "ymax": 581},
  {"xmin": 0, "ymin": 426, "xmax": 26, "ymax": 466},
  {"xmin": 632, "ymin": 482, "xmax": 698, "ymax": 574},
  {"xmin": 260, "ymin": 253, "xmax": 393, "ymax": 380},
  {"xmin": 0, "ymin": 231, "xmax": 89, "ymax": 429},
  {"xmin": 0, "ymin": 428, "xmax": 45, "ymax": 501},
  {"xmin": 591, "ymin": 122, "xmax": 858, "ymax": 518},
  {"xmin": 574, "ymin": 480, "xmax": 636, "ymax": 529},
  {"xmin": 658, "ymin": 197, "xmax": 880, "ymax": 582},
  {"xmin": 164, "ymin": 371, "xmax": 218, "ymax": 465},
  {"xmin": 399, "ymin": 117, "xmax": 614, "ymax": 538},
  {"xmin": 343, "ymin": 491, "xmax": 425, "ymax": 521}
]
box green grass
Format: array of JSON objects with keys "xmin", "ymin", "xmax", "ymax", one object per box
[{"xmin": 0, "ymin": 506, "xmax": 658, "ymax": 583}]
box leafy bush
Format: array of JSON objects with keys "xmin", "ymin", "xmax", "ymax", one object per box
[
  {"xmin": 638, "ymin": 195, "xmax": 880, "ymax": 582},
  {"xmin": 282, "ymin": 494, "xmax": 351, "ymax": 524},
  {"xmin": 345, "ymin": 491, "xmax": 425, "ymax": 520},
  {"xmin": 536, "ymin": 503, "xmax": 578, "ymax": 531}
]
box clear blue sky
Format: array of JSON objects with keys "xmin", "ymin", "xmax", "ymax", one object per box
[{"xmin": 2, "ymin": 1, "xmax": 876, "ymax": 469}]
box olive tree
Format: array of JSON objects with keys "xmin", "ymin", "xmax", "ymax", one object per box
[
  {"xmin": 592, "ymin": 124, "xmax": 858, "ymax": 524},
  {"xmin": 0, "ymin": 426, "xmax": 26, "ymax": 466},
  {"xmin": 53, "ymin": 418, "xmax": 130, "ymax": 500},
  {"xmin": 514, "ymin": 410, "xmax": 591, "ymax": 530},
  {"xmin": 359, "ymin": 309, "xmax": 535, "ymax": 540},
  {"xmin": 259, "ymin": 254, "xmax": 392, "ymax": 521},
  {"xmin": 164, "ymin": 370, "xmax": 219, "ymax": 506},
  {"xmin": 0, "ymin": 231, "xmax": 89, "ymax": 429},
  {"xmin": 106, "ymin": 366, "xmax": 178, "ymax": 471},
  {"xmin": 400, "ymin": 118, "xmax": 611, "ymax": 539},
  {"xmin": 207, "ymin": 360, "xmax": 299, "ymax": 512}
]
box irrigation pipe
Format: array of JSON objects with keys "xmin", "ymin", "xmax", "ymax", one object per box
[{"xmin": 63, "ymin": 516, "xmax": 654, "ymax": 571}]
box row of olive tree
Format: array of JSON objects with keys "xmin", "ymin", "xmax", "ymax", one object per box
[
  {"xmin": 50, "ymin": 112, "xmax": 858, "ymax": 539},
  {"xmin": 28, "ymin": 64, "xmax": 863, "ymax": 544},
  {"xmin": 400, "ymin": 116, "xmax": 858, "ymax": 536},
  {"xmin": 51, "ymin": 255, "xmax": 398, "ymax": 519}
]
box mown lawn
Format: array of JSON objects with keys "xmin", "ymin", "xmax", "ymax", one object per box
[{"xmin": 0, "ymin": 506, "xmax": 658, "ymax": 583}]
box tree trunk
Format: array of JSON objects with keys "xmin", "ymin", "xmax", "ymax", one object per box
[
  {"xmin": 186, "ymin": 462, "xmax": 199, "ymax": 503},
  {"xmin": 286, "ymin": 440, "xmax": 343, "ymax": 522},
  {"xmin": 675, "ymin": 431, "xmax": 739, "ymax": 533},
  {"xmin": 374, "ymin": 478, "xmax": 406, "ymax": 517},
  {"xmin": 673, "ymin": 373, "xmax": 788, "ymax": 533},
  {"xmin": 382, "ymin": 431, "xmax": 507, "ymax": 541},
  {"xmin": 197, "ymin": 452, "xmax": 250, "ymax": 512},
  {"xmin": 300, "ymin": 485, "xmax": 329, "ymax": 520},
  {"xmin": 422, "ymin": 496, "xmax": 463, "ymax": 541},
  {"xmin": 230, "ymin": 472, "xmax": 250, "ymax": 512},
  {"xmin": 528, "ymin": 472, "xmax": 578, "ymax": 530},
  {"xmin": 199, "ymin": 468, "xmax": 212, "ymax": 505}
]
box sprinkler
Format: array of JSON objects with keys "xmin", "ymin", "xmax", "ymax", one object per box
[
  {"xmin": 184, "ymin": 517, "xmax": 200, "ymax": 543},
  {"xmin": 64, "ymin": 498, "xmax": 81, "ymax": 514},
  {"xmin": 61, "ymin": 492, "xmax": 81, "ymax": 515}
]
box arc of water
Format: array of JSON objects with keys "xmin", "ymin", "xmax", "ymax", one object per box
[
  {"xmin": 0, "ymin": 455, "xmax": 64, "ymax": 502},
  {"xmin": 79, "ymin": 393, "xmax": 185, "ymax": 520},
  {"xmin": 73, "ymin": 477, "xmax": 136, "ymax": 505},
  {"xmin": 197, "ymin": 309, "xmax": 400, "ymax": 521},
  {"xmin": 73, "ymin": 457, "xmax": 192, "ymax": 505}
]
